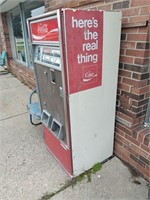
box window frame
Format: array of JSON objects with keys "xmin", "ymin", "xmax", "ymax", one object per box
[{"xmin": 7, "ymin": 2, "xmax": 44, "ymax": 68}]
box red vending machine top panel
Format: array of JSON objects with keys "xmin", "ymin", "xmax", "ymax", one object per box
[
  {"xmin": 30, "ymin": 17, "xmax": 59, "ymax": 43},
  {"xmin": 64, "ymin": 10, "xmax": 103, "ymax": 94}
]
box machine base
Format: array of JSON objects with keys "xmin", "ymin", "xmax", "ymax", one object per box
[{"xmin": 44, "ymin": 126, "xmax": 72, "ymax": 175}]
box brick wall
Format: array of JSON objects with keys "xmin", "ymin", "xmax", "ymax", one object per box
[
  {"xmin": 0, "ymin": 0, "xmax": 149, "ymax": 180},
  {"xmin": 9, "ymin": 60, "xmax": 36, "ymax": 89}
]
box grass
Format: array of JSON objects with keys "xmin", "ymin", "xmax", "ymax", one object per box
[{"xmin": 39, "ymin": 162, "xmax": 102, "ymax": 200}]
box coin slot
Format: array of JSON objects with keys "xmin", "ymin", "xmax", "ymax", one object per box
[{"xmin": 50, "ymin": 69, "xmax": 56, "ymax": 84}]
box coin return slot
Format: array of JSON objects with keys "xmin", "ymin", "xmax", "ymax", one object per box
[
  {"xmin": 50, "ymin": 70, "xmax": 56, "ymax": 84},
  {"xmin": 41, "ymin": 110, "xmax": 51, "ymax": 127}
]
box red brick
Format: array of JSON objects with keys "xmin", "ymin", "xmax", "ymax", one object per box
[
  {"xmin": 125, "ymin": 134, "xmax": 140, "ymax": 146},
  {"xmin": 136, "ymin": 164, "xmax": 150, "ymax": 181},
  {"xmin": 141, "ymin": 144, "xmax": 150, "ymax": 153},
  {"xmin": 122, "ymin": 77, "xmax": 140, "ymax": 87},
  {"xmin": 122, "ymin": 8, "xmax": 139, "ymax": 17},
  {"xmin": 122, "ymin": 28, "xmax": 138, "ymax": 34},
  {"xmin": 117, "ymin": 111, "xmax": 134, "ymax": 124},
  {"xmin": 131, "ymin": 144, "xmax": 149, "ymax": 158},
  {"xmin": 115, "ymin": 127, "xmax": 125, "ymax": 137},
  {"xmin": 114, "ymin": 143, "xmax": 123, "ymax": 156},
  {"xmin": 134, "ymin": 58, "xmax": 149, "ymax": 65},
  {"xmin": 116, "ymin": 122, "xmax": 132, "ymax": 135},
  {"xmin": 136, "ymin": 42, "xmax": 150, "ymax": 50},
  {"xmin": 120, "ymin": 49, "xmax": 125, "ymax": 55},
  {"xmin": 132, "ymin": 126, "xmax": 143, "ymax": 139},
  {"xmin": 118, "ymin": 82, "xmax": 131, "ymax": 92},
  {"xmin": 126, "ymin": 49, "xmax": 147, "ymax": 57},
  {"xmin": 143, "ymin": 104, "xmax": 148, "ymax": 110},
  {"xmin": 127, "ymin": 157, "xmax": 138, "ymax": 170},
  {"xmin": 124, "ymin": 144, "xmax": 139, "ymax": 157},
  {"xmin": 145, "ymin": 92, "xmax": 150, "ymax": 98},
  {"xmin": 130, "ymin": 154, "xmax": 145, "ymax": 167},
  {"xmin": 132, "ymin": 86, "xmax": 150, "ymax": 95},
  {"xmin": 115, "ymin": 138, "xmax": 123, "ymax": 146},
  {"xmin": 98, "ymin": 4, "xmax": 112, "ymax": 10},
  {"xmin": 122, "ymin": 17, "xmax": 129, "ymax": 23},
  {"xmin": 127, "ymin": 34, "xmax": 148, "ymax": 41},
  {"xmin": 131, "ymin": 105, "xmax": 143, "ymax": 113},
  {"xmin": 122, "ymin": 151, "xmax": 131, "ymax": 163},
  {"xmin": 140, "ymin": 6, "xmax": 150, "ymax": 15},
  {"xmin": 139, "ymin": 155, "xmax": 150, "ymax": 165},
  {"xmin": 146, "ymin": 165, "xmax": 150, "ymax": 173},
  {"xmin": 118, "ymin": 76, "xmax": 122, "ymax": 83},
  {"xmin": 105, "ymin": 0, "xmax": 119, "ymax": 2},
  {"xmin": 137, "ymin": 130, "xmax": 149, "ymax": 143},
  {"xmin": 138, "ymin": 26, "xmax": 149, "ymax": 33},
  {"xmin": 121, "ymin": 41, "xmax": 136, "ymax": 49},
  {"xmin": 120, "ymin": 56, "xmax": 134, "ymax": 64},
  {"xmin": 119, "ymin": 69, "xmax": 132, "ymax": 78},
  {"xmin": 121, "ymin": 153, "xmax": 130, "ymax": 163},
  {"xmin": 132, "ymin": 73, "xmax": 149, "ymax": 81},
  {"xmin": 144, "ymin": 134, "xmax": 150, "ymax": 146},
  {"xmin": 119, "ymin": 94, "xmax": 131, "ymax": 109},
  {"xmin": 130, "ymin": 15, "xmax": 150, "ymax": 23},
  {"xmin": 131, "ymin": 0, "xmax": 150, "ymax": 7},
  {"xmin": 132, "ymin": 98, "xmax": 149, "ymax": 107}
]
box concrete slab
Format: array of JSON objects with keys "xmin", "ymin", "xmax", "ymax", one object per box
[
  {"xmin": 0, "ymin": 113, "xmax": 69, "ymax": 200},
  {"xmin": 0, "ymin": 83, "xmax": 31, "ymax": 120},
  {"xmin": 0, "ymin": 74, "xmax": 22, "ymax": 90},
  {"xmin": 51, "ymin": 157, "xmax": 148, "ymax": 200}
]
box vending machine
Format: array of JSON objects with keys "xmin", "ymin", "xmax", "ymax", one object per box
[{"xmin": 27, "ymin": 9, "xmax": 121, "ymax": 177}]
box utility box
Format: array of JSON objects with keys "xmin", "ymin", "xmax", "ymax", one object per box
[{"xmin": 27, "ymin": 9, "xmax": 121, "ymax": 177}]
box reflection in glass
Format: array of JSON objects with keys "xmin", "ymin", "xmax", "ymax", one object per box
[{"xmin": 12, "ymin": 9, "xmax": 26, "ymax": 62}]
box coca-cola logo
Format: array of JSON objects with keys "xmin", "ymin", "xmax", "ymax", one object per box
[
  {"xmin": 37, "ymin": 24, "xmax": 48, "ymax": 34},
  {"xmin": 83, "ymin": 71, "xmax": 97, "ymax": 82}
]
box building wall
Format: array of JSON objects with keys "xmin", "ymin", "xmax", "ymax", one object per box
[
  {"xmin": 0, "ymin": 13, "xmax": 12, "ymax": 66},
  {"xmin": 0, "ymin": 0, "xmax": 149, "ymax": 180}
]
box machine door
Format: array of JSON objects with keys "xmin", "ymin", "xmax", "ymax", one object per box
[
  {"xmin": 36, "ymin": 64, "xmax": 67, "ymax": 140},
  {"xmin": 34, "ymin": 45, "xmax": 72, "ymax": 175},
  {"xmin": 34, "ymin": 46, "xmax": 67, "ymax": 144}
]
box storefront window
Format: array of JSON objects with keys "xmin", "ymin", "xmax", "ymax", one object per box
[
  {"xmin": 8, "ymin": 1, "xmax": 44, "ymax": 67},
  {"xmin": 11, "ymin": 7, "xmax": 26, "ymax": 62}
]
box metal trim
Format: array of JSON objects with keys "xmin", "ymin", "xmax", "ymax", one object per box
[
  {"xmin": 57, "ymin": 9, "xmax": 72, "ymax": 151},
  {"xmin": 27, "ymin": 9, "xmax": 58, "ymax": 22}
]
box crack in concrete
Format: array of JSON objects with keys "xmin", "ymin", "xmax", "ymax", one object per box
[{"xmin": 0, "ymin": 112, "xmax": 28, "ymax": 122}]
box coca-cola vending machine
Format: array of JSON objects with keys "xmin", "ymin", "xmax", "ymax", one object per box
[{"xmin": 27, "ymin": 9, "xmax": 121, "ymax": 176}]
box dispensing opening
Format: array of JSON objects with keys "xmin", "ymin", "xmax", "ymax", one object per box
[
  {"xmin": 51, "ymin": 120, "xmax": 60, "ymax": 137},
  {"xmin": 47, "ymin": 114, "xmax": 53, "ymax": 129},
  {"xmin": 41, "ymin": 110, "xmax": 50, "ymax": 126}
]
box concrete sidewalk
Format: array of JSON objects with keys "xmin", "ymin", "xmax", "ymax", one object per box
[{"xmin": 0, "ymin": 73, "xmax": 149, "ymax": 200}]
